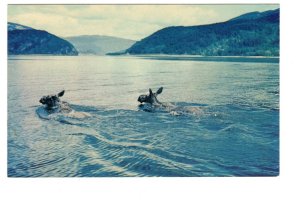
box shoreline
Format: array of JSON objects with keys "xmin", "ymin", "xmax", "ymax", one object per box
[
  {"xmin": 124, "ymin": 54, "xmax": 280, "ymax": 63},
  {"xmin": 8, "ymin": 54, "xmax": 279, "ymax": 63}
]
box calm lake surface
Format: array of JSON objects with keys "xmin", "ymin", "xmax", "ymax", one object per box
[{"xmin": 7, "ymin": 55, "xmax": 279, "ymax": 177}]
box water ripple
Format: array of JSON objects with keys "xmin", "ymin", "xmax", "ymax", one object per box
[{"xmin": 8, "ymin": 56, "xmax": 279, "ymax": 177}]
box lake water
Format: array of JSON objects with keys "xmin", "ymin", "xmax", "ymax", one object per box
[{"xmin": 7, "ymin": 55, "xmax": 279, "ymax": 177}]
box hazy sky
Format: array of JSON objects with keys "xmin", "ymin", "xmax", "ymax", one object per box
[{"xmin": 8, "ymin": 4, "xmax": 279, "ymax": 40}]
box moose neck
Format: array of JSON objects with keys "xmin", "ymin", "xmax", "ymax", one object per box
[{"xmin": 151, "ymin": 95, "xmax": 162, "ymax": 106}]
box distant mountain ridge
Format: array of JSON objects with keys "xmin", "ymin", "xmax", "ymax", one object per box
[
  {"xmin": 8, "ymin": 22, "xmax": 78, "ymax": 55},
  {"xmin": 8, "ymin": 22, "xmax": 33, "ymax": 31},
  {"xmin": 125, "ymin": 9, "xmax": 279, "ymax": 56},
  {"xmin": 65, "ymin": 35, "xmax": 136, "ymax": 55},
  {"xmin": 229, "ymin": 9, "xmax": 279, "ymax": 22}
]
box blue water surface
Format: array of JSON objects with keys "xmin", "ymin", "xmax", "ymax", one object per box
[{"xmin": 7, "ymin": 55, "xmax": 279, "ymax": 177}]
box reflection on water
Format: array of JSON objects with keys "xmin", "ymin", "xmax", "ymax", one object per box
[{"xmin": 8, "ymin": 55, "xmax": 279, "ymax": 177}]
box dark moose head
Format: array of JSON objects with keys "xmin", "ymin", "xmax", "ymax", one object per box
[
  {"xmin": 138, "ymin": 87, "xmax": 163, "ymax": 105},
  {"xmin": 39, "ymin": 90, "xmax": 65, "ymax": 109}
]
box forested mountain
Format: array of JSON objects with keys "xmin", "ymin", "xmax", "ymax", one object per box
[
  {"xmin": 8, "ymin": 22, "xmax": 78, "ymax": 55},
  {"xmin": 125, "ymin": 9, "xmax": 279, "ymax": 56}
]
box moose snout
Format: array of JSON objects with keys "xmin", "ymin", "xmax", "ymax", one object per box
[
  {"xmin": 138, "ymin": 95, "xmax": 146, "ymax": 103},
  {"xmin": 137, "ymin": 96, "xmax": 142, "ymax": 103}
]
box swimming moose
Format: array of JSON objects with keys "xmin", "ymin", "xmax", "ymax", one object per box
[
  {"xmin": 39, "ymin": 90, "xmax": 90, "ymax": 118},
  {"xmin": 39, "ymin": 90, "xmax": 72, "ymax": 113},
  {"xmin": 137, "ymin": 87, "xmax": 201, "ymax": 116}
]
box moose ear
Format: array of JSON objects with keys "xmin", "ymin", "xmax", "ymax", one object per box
[
  {"xmin": 149, "ymin": 88, "xmax": 153, "ymax": 95},
  {"xmin": 156, "ymin": 87, "xmax": 163, "ymax": 94},
  {"xmin": 57, "ymin": 90, "xmax": 65, "ymax": 97}
]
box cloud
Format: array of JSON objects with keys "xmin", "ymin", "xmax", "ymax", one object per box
[
  {"xmin": 8, "ymin": 12, "xmax": 79, "ymax": 36},
  {"xmin": 66, "ymin": 5, "xmax": 219, "ymax": 28},
  {"xmin": 7, "ymin": 4, "xmax": 279, "ymax": 40}
]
